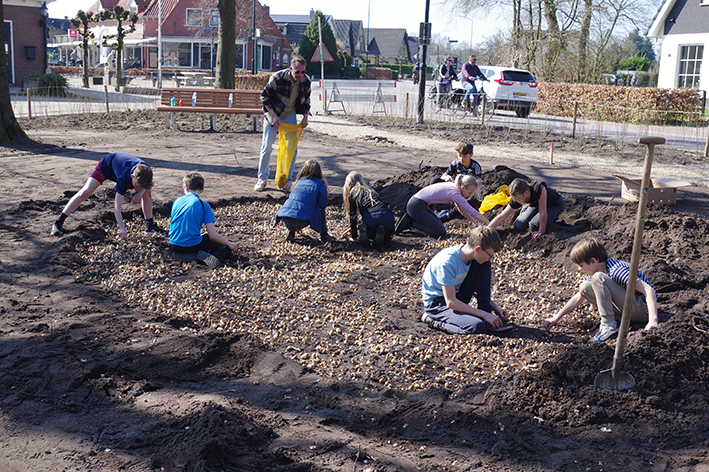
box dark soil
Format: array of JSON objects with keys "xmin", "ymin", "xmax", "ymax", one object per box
[{"xmin": 1, "ymin": 111, "xmax": 708, "ymax": 472}]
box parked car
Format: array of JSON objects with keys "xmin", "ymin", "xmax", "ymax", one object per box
[
  {"xmin": 475, "ymin": 65, "xmax": 538, "ymax": 118},
  {"xmin": 601, "ymin": 73, "xmax": 625, "ymax": 86}
]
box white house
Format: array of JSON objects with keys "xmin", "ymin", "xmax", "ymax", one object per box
[{"xmin": 647, "ymin": 0, "xmax": 708, "ymax": 94}]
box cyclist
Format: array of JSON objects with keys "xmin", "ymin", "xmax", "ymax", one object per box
[{"xmin": 460, "ymin": 55, "xmax": 487, "ymax": 114}]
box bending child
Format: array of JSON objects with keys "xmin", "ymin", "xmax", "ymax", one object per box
[
  {"xmin": 543, "ymin": 238, "xmax": 659, "ymax": 343},
  {"xmin": 395, "ymin": 174, "xmax": 493, "ymax": 238},
  {"xmin": 169, "ymin": 172, "xmax": 238, "ymax": 269},
  {"xmin": 342, "ymin": 171, "xmax": 395, "ymax": 249},
  {"xmin": 430, "ymin": 142, "xmax": 483, "ymax": 223},
  {"xmin": 275, "ymin": 159, "xmax": 331, "ymax": 243},
  {"xmin": 489, "ymin": 178, "xmax": 564, "ymax": 238},
  {"xmin": 421, "ymin": 225, "xmax": 510, "ymax": 334},
  {"xmin": 51, "ymin": 152, "xmax": 163, "ymax": 239}
]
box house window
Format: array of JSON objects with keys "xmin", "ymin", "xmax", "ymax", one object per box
[
  {"xmin": 186, "ymin": 8, "xmax": 202, "ymax": 27},
  {"xmin": 261, "ymin": 45, "xmax": 272, "ymax": 70},
  {"xmin": 163, "ymin": 42, "xmax": 192, "ymax": 67},
  {"xmin": 235, "ymin": 43, "xmax": 244, "ymax": 69},
  {"xmin": 678, "ymin": 45, "xmax": 703, "ymax": 88}
]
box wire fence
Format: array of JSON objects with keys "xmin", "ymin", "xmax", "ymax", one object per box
[{"xmin": 10, "ymin": 78, "xmax": 709, "ymax": 157}]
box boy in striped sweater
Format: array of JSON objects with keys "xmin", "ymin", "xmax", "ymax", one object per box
[{"xmin": 543, "ymin": 238, "xmax": 659, "ymax": 343}]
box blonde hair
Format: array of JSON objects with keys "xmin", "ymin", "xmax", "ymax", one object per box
[
  {"xmin": 455, "ymin": 174, "xmax": 482, "ymax": 200},
  {"xmin": 467, "ymin": 225, "xmax": 502, "ymax": 252},
  {"xmin": 343, "ymin": 171, "xmax": 376, "ymax": 217}
]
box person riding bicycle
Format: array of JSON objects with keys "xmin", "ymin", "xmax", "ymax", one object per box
[
  {"xmin": 437, "ymin": 57, "xmax": 457, "ymax": 110},
  {"xmin": 460, "ymin": 55, "xmax": 488, "ymax": 114}
]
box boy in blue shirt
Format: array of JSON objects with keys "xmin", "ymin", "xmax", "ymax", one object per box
[
  {"xmin": 543, "ymin": 238, "xmax": 659, "ymax": 343},
  {"xmin": 52, "ymin": 152, "xmax": 163, "ymax": 239},
  {"xmin": 169, "ymin": 172, "xmax": 238, "ymax": 268},
  {"xmin": 421, "ymin": 226, "xmax": 511, "ymax": 334}
]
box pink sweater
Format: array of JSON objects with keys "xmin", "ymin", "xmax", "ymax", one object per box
[{"xmin": 413, "ymin": 183, "xmax": 480, "ymax": 218}]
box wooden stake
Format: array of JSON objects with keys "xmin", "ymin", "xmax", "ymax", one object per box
[
  {"xmin": 27, "ymin": 88, "xmax": 32, "ymax": 120},
  {"xmin": 571, "ymin": 101, "xmax": 578, "ymax": 138},
  {"xmin": 104, "ymin": 85, "xmax": 110, "ymax": 114},
  {"xmin": 549, "ymin": 143, "xmax": 554, "ymax": 164}
]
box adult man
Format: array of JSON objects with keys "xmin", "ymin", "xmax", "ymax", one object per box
[
  {"xmin": 254, "ymin": 55, "xmax": 311, "ymax": 192},
  {"xmin": 460, "ymin": 55, "xmax": 487, "ymax": 114}
]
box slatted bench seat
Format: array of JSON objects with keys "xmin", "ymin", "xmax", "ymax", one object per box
[{"xmin": 157, "ymin": 87, "xmax": 263, "ymax": 131}]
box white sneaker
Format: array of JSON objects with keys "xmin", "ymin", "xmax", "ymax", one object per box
[
  {"xmin": 282, "ymin": 181, "xmax": 292, "ymax": 192},
  {"xmin": 588, "ymin": 321, "xmax": 618, "ymax": 343},
  {"xmin": 253, "ymin": 179, "xmax": 266, "ymax": 192}
]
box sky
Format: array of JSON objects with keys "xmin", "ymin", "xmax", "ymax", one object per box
[{"xmin": 47, "ymin": 0, "xmax": 503, "ymax": 51}]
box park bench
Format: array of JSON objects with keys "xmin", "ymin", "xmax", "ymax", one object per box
[
  {"xmin": 157, "ymin": 87, "xmax": 263, "ymax": 131},
  {"xmin": 325, "ymin": 80, "xmax": 398, "ymax": 115}
]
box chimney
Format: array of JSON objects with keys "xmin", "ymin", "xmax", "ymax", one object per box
[
  {"xmin": 263, "ymin": 5, "xmax": 269, "ymax": 15},
  {"xmin": 310, "ymin": 8, "xmax": 315, "ymax": 19}
]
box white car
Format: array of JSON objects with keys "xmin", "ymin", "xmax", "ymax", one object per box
[{"xmin": 474, "ymin": 66, "xmax": 538, "ymax": 118}]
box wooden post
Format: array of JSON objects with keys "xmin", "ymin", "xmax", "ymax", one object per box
[
  {"xmin": 571, "ymin": 101, "xmax": 579, "ymax": 138},
  {"xmin": 104, "ymin": 85, "xmax": 110, "ymax": 114},
  {"xmin": 26, "ymin": 88, "xmax": 32, "ymax": 120},
  {"xmin": 704, "ymin": 120, "xmax": 709, "ymax": 158},
  {"xmin": 323, "ymin": 89, "xmax": 328, "ymax": 115},
  {"xmin": 549, "ymin": 143, "xmax": 554, "ymax": 164},
  {"xmin": 481, "ymin": 95, "xmax": 487, "ymax": 126},
  {"xmin": 405, "ymin": 92, "xmax": 409, "ymax": 119}
]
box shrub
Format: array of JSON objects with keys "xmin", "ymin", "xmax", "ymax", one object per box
[{"xmin": 25, "ymin": 73, "xmax": 68, "ymax": 97}]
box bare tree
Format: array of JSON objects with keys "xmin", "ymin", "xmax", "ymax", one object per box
[
  {"xmin": 0, "ymin": 1, "xmax": 26, "ymax": 141},
  {"xmin": 71, "ymin": 11, "xmax": 97, "ymax": 88},
  {"xmin": 100, "ymin": 6, "xmax": 138, "ymax": 91}
]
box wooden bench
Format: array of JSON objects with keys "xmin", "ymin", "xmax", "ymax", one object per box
[
  {"xmin": 325, "ymin": 80, "xmax": 398, "ymax": 115},
  {"xmin": 157, "ymin": 87, "xmax": 263, "ymax": 131}
]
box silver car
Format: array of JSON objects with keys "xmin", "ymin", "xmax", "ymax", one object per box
[{"xmin": 476, "ymin": 66, "xmax": 538, "ymax": 118}]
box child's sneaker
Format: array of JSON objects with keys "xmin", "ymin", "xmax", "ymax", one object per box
[
  {"xmin": 196, "ymin": 250, "xmax": 220, "ymax": 269},
  {"xmin": 421, "ymin": 313, "xmax": 433, "ymax": 325},
  {"xmin": 51, "ymin": 222, "xmax": 64, "ymax": 236},
  {"xmin": 357, "ymin": 223, "xmax": 370, "ymax": 247},
  {"xmin": 145, "ymin": 220, "xmax": 167, "ymax": 235},
  {"xmin": 253, "ymin": 179, "xmax": 267, "ymax": 192},
  {"xmin": 372, "ymin": 225, "xmax": 386, "ymax": 249},
  {"xmin": 588, "ymin": 321, "xmax": 618, "ymax": 343}
]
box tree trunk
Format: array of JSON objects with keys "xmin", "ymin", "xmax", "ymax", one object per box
[
  {"xmin": 216, "ymin": 0, "xmax": 236, "ymax": 89},
  {"xmin": 577, "ymin": 0, "xmax": 593, "ymax": 82},
  {"xmin": 541, "ymin": 0, "xmax": 563, "ymax": 81},
  {"xmin": 0, "ymin": 2, "xmax": 27, "ymax": 142},
  {"xmin": 82, "ymin": 42, "xmax": 90, "ymax": 88},
  {"xmin": 511, "ymin": 0, "xmax": 522, "ymax": 68}
]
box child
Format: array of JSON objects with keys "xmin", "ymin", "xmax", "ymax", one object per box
[
  {"xmin": 395, "ymin": 175, "xmax": 493, "ymax": 239},
  {"xmin": 488, "ymin": 178, "xmax": 564, "ymax": 239},
  {"xmin": 421, "ymin": 225, "xmax": 510, "ymax": 334},
  {"xmin": 543, "ymin": 238, "xmax": 659, "ymax": 343},
  {"xmin": 51, "ymin": 152, "xmax": 163, "ymax": 240},
  {"xmin": 275, "ymin": 159, "xmax": 331, "ymax": 242},
  {"xmin": 342, "ymin": 171, "xmax": 395, "ymax": 249},
  {"xmin": 430, "ymin": 142, "xmax": 482, "ymax": 223},
  {"xmin": 169, "ymin": 172, "xmax": 238, "ymax": 269}
]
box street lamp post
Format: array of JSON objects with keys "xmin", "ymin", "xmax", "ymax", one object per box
[
  {"xmin": 460, "ymin": 17, "xmax": 473, "ymax": 56},
  {"xmin": 40, "ymin": 2, "xmax": 48, "ymax": 73}
]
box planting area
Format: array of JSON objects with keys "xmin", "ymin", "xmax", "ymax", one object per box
[{"xmin": 0, "ymin": 111, "xmax": 708, "ymax": 471}]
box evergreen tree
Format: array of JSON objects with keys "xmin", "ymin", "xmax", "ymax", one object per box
[
  {"xmin": 628, "ymin": 29, "xmax": 656, "ymax": 63},
  {"xmin": 298, "ymin": 11, "xmax": 342, "ymax": 75}
]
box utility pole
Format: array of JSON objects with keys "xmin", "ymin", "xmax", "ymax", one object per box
[
  {"xmin": 157, "ymin": 0, "xmax": 162, "ymax": 88},
  {"xmin": 417, "ymin": 0, "xmax": 431, "ymax": 124}
]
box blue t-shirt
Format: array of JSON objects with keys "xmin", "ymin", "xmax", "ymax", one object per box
[
  {"xmin": 169, "ymin": 192, "xmax": 216, "ymax": 247},
  {"xmin": 99, "ymin": 152, "xmax": 148, "ymax": 195},
  {"xmin": 421, "ymin": 245, "xmax": 471, "ymax": 303}
]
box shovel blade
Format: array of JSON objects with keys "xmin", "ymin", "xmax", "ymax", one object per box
[{"xmin": 594, "ymin": 369, "xmax": 636, "ymax": 391}]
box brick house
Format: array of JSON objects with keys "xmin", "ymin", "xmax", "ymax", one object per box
[
  {"xmin": 4, "ymin": 0, "xmax": 54, "ymax": 85},
  {"xmin": 83, "ymin": 0, "xmax": 291, "ymax": 71}
]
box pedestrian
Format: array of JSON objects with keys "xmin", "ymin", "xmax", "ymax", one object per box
[
  {"xmin": 275, "ymin": 159, "xmax": 332, "ymax": 243},
  {"xmin": 543, "ymin": 238, "xmax": 658, "ymax": 342},
  {"xmin": 488, "ymin": 178, "xmax": 564, "ymax": 239},
  {"xmin": 169, "ymin": 172, "xmax": 238, "ymax": 269},
  {"xmin": 421, "ymin": 225, "xmax": 511, "ymax": 334},
  {"xmin": 254, "ymin": 55, "xmax": 311, "ymax": 193},
  {"xmin": 51, "ymin": 152, "xmax": 164, "ymax": 239},
  {"xmin": 342, "ymin": 171, "xmax": 395, "ymax": 249}
]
